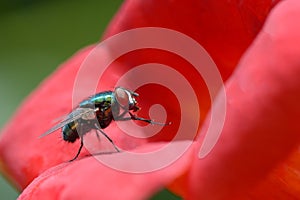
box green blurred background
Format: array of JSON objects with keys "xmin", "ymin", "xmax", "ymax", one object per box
[{"xmin": 0, "ymin": 0, "xmax": 122, "ymax": 198}]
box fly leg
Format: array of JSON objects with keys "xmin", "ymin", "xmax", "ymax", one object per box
[
  {"xmin": 94, "ymin": 130, "xmax": 101, "ymax": 141},
  {"xmin": 94, "ymin": 124, "xmax": 120, "ymax": 153},
  {"xmin": 69, "ymin": 123, "xmax": 84, "ymax": 162},
  {"xmin": 115, "ymin": 112, "xmax": 170, "ymax": 126},
  {"xmin": 69, "ymin": 137, "xmax": 83, "ymax": 162}
]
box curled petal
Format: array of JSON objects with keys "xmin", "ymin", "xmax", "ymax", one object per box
[
  {"xmin": 18, "ymin": 141, "xmax": 195, "ymax": 200},
  {"xmin": 188, "ymin": 0, "xmax": 300, "ymax": 199}
]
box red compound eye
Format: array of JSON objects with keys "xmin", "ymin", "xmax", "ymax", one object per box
[{"xmin": 115, "ymin": 87, "xmax": 131, "ymax": 109}]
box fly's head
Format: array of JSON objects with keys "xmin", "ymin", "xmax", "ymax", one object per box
[{"xmin": 114, "ymin": 87, "xmax": 140, "ymax": 112}]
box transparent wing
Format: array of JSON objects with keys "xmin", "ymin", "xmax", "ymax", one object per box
[
  {"xmin": 39, "ymin": 108, "xmax": 98, "ymax": 138},
  {"xmin": 51, "ymin": 114, "xmax": 69, "ymax": 124}
]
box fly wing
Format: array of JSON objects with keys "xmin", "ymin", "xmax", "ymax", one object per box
[{"xmin": 39, "ymin": 108, "xmax": 98, "ymax": 138}]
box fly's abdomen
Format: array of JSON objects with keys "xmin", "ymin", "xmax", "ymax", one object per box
[{"xmin": 62, "ymin": 121, "xmax": 79, "ymax": 143}]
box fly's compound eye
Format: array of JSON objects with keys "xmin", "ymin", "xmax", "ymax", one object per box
[{"xmin": 115, "ymin": 87, "xmax": 139, "ymax": 111}]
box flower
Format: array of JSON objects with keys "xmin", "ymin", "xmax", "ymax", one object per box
[{"xmin": 2, "ymin": 0, "xmax": 300, "ymax": 199}]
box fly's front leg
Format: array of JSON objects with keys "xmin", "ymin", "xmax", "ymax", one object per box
[{"xmin": 115, "ymin": 112, "xmax": 170, "ymax": 126}]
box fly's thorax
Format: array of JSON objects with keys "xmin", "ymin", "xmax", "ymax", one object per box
[{"xmin": 79, "ymin": 91, "xmax": 113, "ymax": 109}]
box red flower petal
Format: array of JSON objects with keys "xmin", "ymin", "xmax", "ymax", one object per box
[
  {"xmin": 102, "ymin": 0, "xmax": 272, "ymax": 197},
  {"xmin": 250, "ymin": 149, "xmax": 300, "ymax": 199},
  {"xmin": 188, "ymin": 0, "xmax": 300, "ymax": 198},
  {"xmin": 0, "ymin": 0, "xmax": 273, "ymax": 198}
]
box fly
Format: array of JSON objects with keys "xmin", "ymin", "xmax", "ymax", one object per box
[{"xmin": 40, "ymin": 87, "xmax": 170, "ymax": 161}]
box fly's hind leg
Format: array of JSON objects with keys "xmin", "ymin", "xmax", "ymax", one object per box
[
  {"xmin": 69, "ymin": 123, "xmax": 84, "ymax": 162},
  {"xmin": 69, "ymin": 135, "xmax": 84, "ymax": 162}
]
